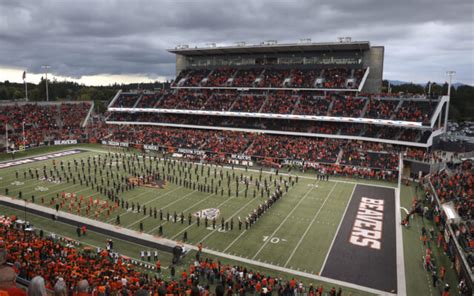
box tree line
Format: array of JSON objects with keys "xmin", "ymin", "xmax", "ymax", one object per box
[
  {"xmin": 0, "ymin": 78, "xmax": 169, "ymax": 113},
  {"xmin": 381, "ymin": 80, "xmax": 473, "ymax": 122}
]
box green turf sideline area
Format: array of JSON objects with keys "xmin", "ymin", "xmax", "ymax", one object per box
[{"xmin": 400, "ymin": 184, "xmax": 461, "ymax": 296}]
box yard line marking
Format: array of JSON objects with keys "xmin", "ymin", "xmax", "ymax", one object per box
[
  {"xmin": 106, "ymin": 186, "xmax": 182, "ymax": 223},
  {"xmin": 84, "ymin": 147, "xmax": 396, "ymax": 190},
  {"xmin": 0, "ymin": 156, "xmax": 96, "ymax": 188},
  {"xmin": 251, "ymin": 180, "xmax": 317, "ymax": 260},
  {"xmin": 3, "ymin": 178, "xmax": 52, "ymax": 193},
  {"xmin": 24, "ymin": 182, "xmax": 88, "ymax": 200},
  {"xmin": 222, "ymin": 230, "xmax": 247, "ymax": 253},
  {"xmin": 283, "ymin": 182, "xmax": 337, "ymax": 268},
  {"xmin": 125, "ymin": 189, "xmax": 199, "ymax": 228},
  {"xmin": 4, "ymin": 167, "xmax": 101, "ymax": 194},
  {"xmin": 197, "ymin": 182, "xmax": 284, "ymax": 244},
  {"xmin": 198, "ymin": 195, "xmax": 256, "ymax": 242},
  {"xmin": 170, "ymin": 185, "xmax": 250, "ymax": 240},
  {"xmin": 319, "ymin": 184, "xmax": 356, "ymax": 274},
  {"xmin": 126, "ymin": 188, "xmax": 161, "ymax": 202},
  {"xmin": 147, "ymin": 190, "xmax": 216, "ymax": 234}
]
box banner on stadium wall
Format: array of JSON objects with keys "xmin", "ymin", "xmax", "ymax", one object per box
[
  {"xmin": 54, "ymin": 139, "xmax": 78, "ymax": 145},
  {"xmin": 144, "ymin": 144, "xmax": 160, "ymax": 151},
  {"xmin": 229, "ymin": 159, "xmax": 254, "ymax": 167},
  {"xmin": 101, "ymin": 140, "xmax": 129, "ymax": 148},
  {"xmin": 282, "ymin": 159, "xmax": 304, "ymax": 166},
  {"xmin": 177, "ymin": 148, "xmax": 205, "ymax": 155},
  {"xmin": 231, "ymin": 154, "xmax": 251, "ymax": 161},
  {"xmin": 304, "ymin": 162, "xmax": 321, "ymax": 169}
]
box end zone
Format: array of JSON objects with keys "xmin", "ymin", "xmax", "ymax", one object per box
[
  {"xmin": 0, "ymin": 149, "xmax": 86, "ymax": 169},
  {"xmin": 321, "ymin": 184, "xmax": 397, "ymax": 293}
]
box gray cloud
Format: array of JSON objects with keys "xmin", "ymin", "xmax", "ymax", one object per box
[{"xmin": 0, "ymin": 0, "xmax": 472, "ymax": 84}]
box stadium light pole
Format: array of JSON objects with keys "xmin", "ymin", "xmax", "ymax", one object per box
[
  {"xmin": 42, "ymin": 65, "xmax": 51, "ymax": 101},
  {"xmin": 446, "ymin": 71, "xmax": 455, "ymax": 97},
  {"xmin": 444, "ymin": 71, "xmax": 456, "ymax": 138},
  {"xmin": 23, "ymin": 71, "xmax": 28, "ymax": 101},
  {"xmin": 22, "ymin": 121, "xmax": 25, "ymax": 148},
  {"xmin": 5, "ymin": 124, "xmax": 8, "ymax": 153}
]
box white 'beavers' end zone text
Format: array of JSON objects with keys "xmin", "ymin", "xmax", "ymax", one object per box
[{"xmin": 349, "ymin": 197, "xmax": 384, "ymax": 250}]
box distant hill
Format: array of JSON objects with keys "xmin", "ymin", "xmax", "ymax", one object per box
[
  {"xmin": 386, "ymin": 80, "xmax": 410, "ymax": 86},
  {"xmin": 452, "ymin": 82, "xmax": 468, "ymax": 88},
  {"xmin": 387, "ymin": 80, "xmax": 470, "ymax": 88}
]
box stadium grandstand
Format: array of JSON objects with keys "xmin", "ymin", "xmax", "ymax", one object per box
[{"xmin": 0, "ymin": 40, "xmax": 472, "ymax": 296}]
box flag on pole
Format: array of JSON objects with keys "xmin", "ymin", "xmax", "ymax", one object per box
[{"xmin": 23, "ymin": 70, "xmax": 28, "ymax": 101}]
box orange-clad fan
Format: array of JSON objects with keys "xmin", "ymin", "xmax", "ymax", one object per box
[{"xmin": 0, "ymin": 221, "xmax": 351, "ymax": 296}]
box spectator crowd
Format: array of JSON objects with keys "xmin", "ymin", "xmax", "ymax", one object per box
[
  {"xmin": 0, "ymin": 220, "xmax": 348, "ymax": 296},
  {"xmin": 109, "ymin": 90, "xmax": 440, "ymax": 125}
]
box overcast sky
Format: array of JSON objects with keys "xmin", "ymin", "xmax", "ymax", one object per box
[{"xmin": 0, "ymin": 0, "xmax": 472, "ymax": 86}]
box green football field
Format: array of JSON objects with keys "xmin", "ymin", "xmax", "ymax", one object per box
[
  {"xmin": 0, "ymin": 147, "xmax": 354, "ymax": 269},
  {"xmin": 0, "ymin": 145, "xmax": 461, "ymax": 296}
]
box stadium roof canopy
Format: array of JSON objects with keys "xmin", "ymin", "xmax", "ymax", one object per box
[{"xmin": 167, "ymin": 41, "xmax": 370, "ymax": 56}]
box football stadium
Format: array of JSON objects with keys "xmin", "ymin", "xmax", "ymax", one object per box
[{"xmin": 0, "ymin": 2, "xmax": 473, "ymax": 296}]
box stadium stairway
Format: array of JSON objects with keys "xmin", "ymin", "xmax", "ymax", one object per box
[
  {"xmin": 82, "ymin": 102, "xmax": 95, "ymax": 127},
  {"xmin": 243, "ymin": 139, "xmax": 256, "ymax": 156},
  {"xmin": 390, "ymin": 99, "xmax": 404, "ymax": 120},
  {"xmin": 202, "ymin": 93, "xmax": 215, "ymax": 109},
  {"xmin": 335, "ymin": 148, "xmax": 344, "ymax": 165},
  {"xmin": 227, "ymin": 94, "xmax": 241, "ymax": 111},
  {"xmin": 257, "ymin": 93, "xmax": 270, "ymax": 113},
  {"xmin": 132, "ymin": 94, "xmax": 144, "ymax": 108},
  {"xmin": 180, "ymin": 71, "xmax": 193, "ymax": 86},
  {"xmin": 359, "ymin": 98, "xmax": 370, "ymax": 118},
  {"xmin": 200, "ymin": 69, "xmax": 214, "ymax": 86},
  {"xmin": 291, "ymin": 95, "xmax": 302, "ymax": 115},
  {"xmin": 253, "ymin": 69, "xmax": 265, "ymax": 87},
  {"xmin": 326, "ymin": 96, "xmax": 335, "ymax": 116},
  {"xmin": 152, "ymin": 92, "xmax": 166, "ymax": 108}
]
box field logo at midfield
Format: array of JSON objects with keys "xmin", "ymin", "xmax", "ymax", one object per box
[
  {"xmin": 194, "ymin": 208, "xmax": 220, "ymax": 220},
  {"xmin": 349, "ymin": 197, "xmax": 384, "ymax": 250},
  {"xmin": 35, "ymin": 186, "xmax": 49, "ymax": 192},
  {"xmin": 40, "ymin": 177, "xmax": 62, "ymax": 184}
]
